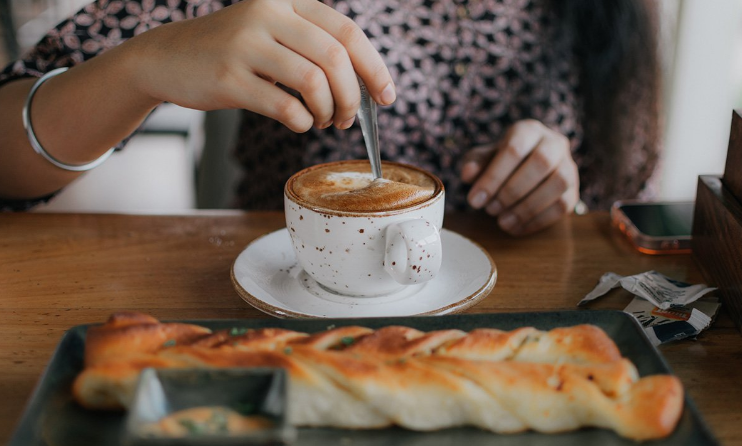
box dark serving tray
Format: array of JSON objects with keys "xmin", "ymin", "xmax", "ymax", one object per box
[{"xmin": 9, "ymin": 310, "xmax": 718, "ymax": 446}]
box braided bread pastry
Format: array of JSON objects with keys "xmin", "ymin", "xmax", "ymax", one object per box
[{"xmin": 73, "ymin": 312, "xmax": 683, "ymax": 440}]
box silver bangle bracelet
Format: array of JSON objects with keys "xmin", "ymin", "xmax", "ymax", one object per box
[{"xmin": 22, "ymin": 67, "xmax": 115, "ymax": 172}]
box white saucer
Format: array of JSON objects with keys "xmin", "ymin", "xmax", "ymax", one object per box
[{"xmin": 231, "ymin": 228, "xmax": 496, "ymax": 319}]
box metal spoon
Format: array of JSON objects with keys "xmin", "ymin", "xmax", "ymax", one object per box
[{"xmin": 356, "ymin": 76, "xmax": 383, "ymax": 180}]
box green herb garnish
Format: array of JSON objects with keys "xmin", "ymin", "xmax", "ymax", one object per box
[
  {"xmin": 162, "ymin": 339, "xmax": 176, "ymax": 347},
  {"xmin": 284, "ymin": 346, "xmax": 293, "ymax": 355},
  {"xmin": 177, "ymin": 418, "xmax": 203, "ymax": 435},
  {"xmin": 340, "ymin": 336, "xmax": 355, "ymax": 346},
  {"xmin": 209, "ymin": 409, "xmax": 229, "ymax": 433},
  {"xmin": 229, "ymin": 327, "xmax": 248, "ymax": 336}
]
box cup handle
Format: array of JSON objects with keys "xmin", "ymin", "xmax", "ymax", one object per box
[{"xmin": 384, "ymin": 219, "xmax": 442, "ymax": 285}]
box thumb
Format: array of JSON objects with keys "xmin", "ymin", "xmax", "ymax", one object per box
[{"xmin": 460, "ymin": 145, "xmax": 496, "ymax": 184}]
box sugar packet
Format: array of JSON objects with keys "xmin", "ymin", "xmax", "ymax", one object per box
[
  {"xmin": 624, "ymin": 296, "xmax": 721, "ymax": 346},
  {"xmin": 579, "ymin": 271, "xmax": 716, "ymax": 309},
  {"xmin": 579, "ymin": 271, "xmax": 721, "ymax": 345}
]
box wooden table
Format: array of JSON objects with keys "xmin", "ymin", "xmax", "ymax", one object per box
[{"xmin": 1, "ymin": 211, "xmax": 740, "ymax": 444}]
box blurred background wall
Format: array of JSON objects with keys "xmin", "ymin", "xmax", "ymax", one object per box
[
  {"xmin": 1, "ymin": 0, "xmax": 741, "ymax": 212},
  {"xmin": 658, "ymin": 0, "xmax": 742, "ymax": 201}
]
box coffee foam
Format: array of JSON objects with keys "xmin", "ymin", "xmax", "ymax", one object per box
[{"xmin": 291, "ymin": 162, "xmax": 438, "ymax": 212}]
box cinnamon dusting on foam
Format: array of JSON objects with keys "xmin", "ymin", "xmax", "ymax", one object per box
[{"xmin": 292, "ymin": 163, "xmax": 437, "ymax": 212}]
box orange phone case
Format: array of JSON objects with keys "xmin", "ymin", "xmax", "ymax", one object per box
[{"xmin": 610, "ymin": 200, "xmax": 692, "ymax": 255}]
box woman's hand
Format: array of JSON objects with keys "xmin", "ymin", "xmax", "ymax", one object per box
[
  {"xmin": 126, "ymin": 0, "xmax": 395, "ymax": 133},
  {"xmin": 461, "ymin": 120, "xmax": 580, "ymax": 236}
]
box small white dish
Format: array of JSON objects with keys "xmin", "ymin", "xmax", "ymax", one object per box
[{"xmin": 231, "ymin": 228, "xmax": 496, "ymax": 319}]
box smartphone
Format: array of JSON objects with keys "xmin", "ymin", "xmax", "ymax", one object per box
[{"xmin": 611, "ymin": 200, "xmax": 694, "ymax": 255}]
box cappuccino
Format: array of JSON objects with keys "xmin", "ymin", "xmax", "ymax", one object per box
[
  {"xmin": 287, "ymin": 160, "xmax": 441, "ymax": 212},
  {"xmin": 284, "ymin": 160, "xmax": 445, "ymax": 296}
]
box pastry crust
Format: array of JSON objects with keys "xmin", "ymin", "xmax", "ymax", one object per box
[{"xmin": 72, "ymin": 312, "xmax": 683, "ymax": 440}]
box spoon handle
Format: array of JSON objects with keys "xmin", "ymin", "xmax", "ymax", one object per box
[{"xmin": 357, "ymin": 77, "xmax": 383, "ymax": 179}]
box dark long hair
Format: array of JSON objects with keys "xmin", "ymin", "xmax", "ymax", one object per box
[{"xmin": 551, "ymin": 0, "xmax": 661, "ymax": 207}]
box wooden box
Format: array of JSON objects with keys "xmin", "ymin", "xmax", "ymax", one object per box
[
  {"xmin": 692, "ymin": 111, "xmax": 742, "ymax": 333},
  {"xmin": 724, "ymin": 111, "xmax": 742, "ymax": 199},
  {"xmin": 692, "ymin": 176, "xmax": 742, "ymax": 332}
]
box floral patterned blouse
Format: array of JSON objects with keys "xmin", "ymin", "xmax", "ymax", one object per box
[{"xmin": 0, "ymin": 0, "xmax": 659, "ymax": 212}]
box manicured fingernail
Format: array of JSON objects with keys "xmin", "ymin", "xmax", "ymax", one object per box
[
  {"xmin": 380, "ymin": 83, "xmax": 396, "ymax": 105},
  {"xmin": 486, "ymin": 200, "xmax": 502, "ymax": 216},
  {"xmin": 338, "ymin": 117, "xmax": 355, "ymax": 129},
  {"xmin": 499, "ymin": 213, "xmax": 518, "ymax": 230},
  {"xmin": 470, "ymin": 191, "xmax": 488, "ymax": 209}
]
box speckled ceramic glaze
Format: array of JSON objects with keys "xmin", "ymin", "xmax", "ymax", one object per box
[{"xmin": 285, "ymin": 162, "xmax": 445, "ymax": 297}]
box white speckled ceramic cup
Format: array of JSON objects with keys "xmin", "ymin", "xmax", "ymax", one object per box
[{"xmin": 284, "ymin": 160, "xmax": 445, "ymax": 297}]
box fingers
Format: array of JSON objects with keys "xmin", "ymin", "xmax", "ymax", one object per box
[
  {"xmin": 461, "ymin": 145, "xmax": 496, "ymax": 184},
  {"xmin": 462, "ymin": 119, "xmax": 579, "ymax": 236},
  {"xmin": 250, "ymin": 40, "xmax": 335, "ymax": 129},
  {"xmin": 466, "ymin": 120, "xmax": 543, "ymax": 209},
  {"xmin": 132, "ymin": 0, "xmax": 393, "ymax": 133},
  {"xmin": 292, "ymin": 0, "xmax": 395, "ymax": 106},
  {"xmin": 271, "ymin": 15, "xmax": 360, "ymax": 129},
  {"xmin": 487, "ymin": 131, "xmax": 569, "ymax": 214},
  {"xmin": 496, "ymin": 159, "xmax": 579, "ymax": 234},
  {"xmin": 236, "ymin": 73, "xmax": 315, "ymax": 132},
  {"xmin": 504, "ymin": 190, "xmax": 578, "ymax": 236}
]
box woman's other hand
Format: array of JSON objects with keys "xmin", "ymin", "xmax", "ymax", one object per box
[
  {"xmin": 127, "ymin": 0, "xmax": 395, "ymax": 133},
  {"xmin": 460, "ymin": 119, "xmax": 580, "ymax": 236}
]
